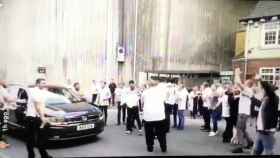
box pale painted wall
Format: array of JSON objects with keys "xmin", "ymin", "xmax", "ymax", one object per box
[{"xmin": 247, "ymin": 22, "xmax": 280, "ymax": 59}]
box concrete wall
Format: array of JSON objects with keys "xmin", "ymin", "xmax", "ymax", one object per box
[
  {"xmin": 132, "ymin": 0, "xmax": 258, "ymax": 83},
  {"xmin": 0, "ymin": 0, "xmax": 120, "ymax": 89},
  {"xmin": 0, "ymin": 0, "xmax": 257, "ymax": 88}
]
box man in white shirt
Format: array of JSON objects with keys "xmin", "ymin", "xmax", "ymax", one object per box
[
  {"xmin": 115, "ymin": 82, "xmax": 127, "ymax": 125},
  {"xmin": 231, "ymin": 68, "xmax": 254, "ymax": 153},
  {"xmin": 176, "ymin": 84, "xmax": 189, "ymax": 130},
  {"xmin": 142, "ymin": 80, "xmax": 167, "ymax": 152},
  {"xmin": 165, "ymin": 83, "xmax": 178, "ymax": 128},
  {"xmin": 96, "ymin": 81, "xmax": 111, "ymax": 126},
  {"xmin": 25, "ymin": 78, "xmax": 52, "ymax": 158},
  {"xmin": 200, "ymin": 83, "xmax": 212, "ymax": 132},
  {"xmin": 125, "ymin": 80, "xmax": 142, "ymax": 135}
]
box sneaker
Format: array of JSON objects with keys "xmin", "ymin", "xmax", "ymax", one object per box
[
  {"xmin": 161, "ymin": 146, "xmax": 167, "ymax": 153},
  {"xmin": 138, "ymin": 130, "xmax": 143, "ymax": 135},
  {"xmin": 125, "ymin": 130, "xmax": 132, "ymax": 135},
  {"xmin": 232, "ymin": 147, "xmax": 243, "ymax": 153},
  {"xmin": 245, "ymin": 141, "xmax": 254, "ymax": 149},
  {"xmin": 147, "ymin": 146, "xmax": 153, "ymax": 152},
  {"xmin": 208, "ymin": 131, "xmax": 217, "ymax": 136},
  {"xmin": 201, "ymin": 129, "xmax": 210, "ymax": 132}
]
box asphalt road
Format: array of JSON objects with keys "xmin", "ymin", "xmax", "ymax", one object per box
[{"xmin": 0, "ymin": 108, "xmax": 279, "ymax": 157}]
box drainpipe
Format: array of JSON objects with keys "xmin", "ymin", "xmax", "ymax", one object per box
[
  {"xmin": 244, "ymin": 23, "xmax": 250, "ymax": 81},
  {"xmin": 133, "ymin": 0, "xmax": 138, "ymax": 81}
]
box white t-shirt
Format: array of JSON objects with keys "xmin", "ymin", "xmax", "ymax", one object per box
[
  {"xmin": 202, "ymin": 87, "xmax": 212, "ymax": 108},
  {"xmin": 221, "ymin": 94, "xmax": 230, "ymax": 117},
  {"xmin": 92, "ymin": 83, "xmax": 99, "ymax": 94},
  {"xmin": 238, "ymin": 87, "xmax": 253, "ymax": 115},
  {"xmin": 97, "ymin": 87, "xmax": 111, "ymax": 106},
  {"xmin": 165, "ymin": 87, "xmax": 177, "ymax": 105},
  {"xmin": 142, "ymin": 86, "xmax": 165, "ymax": 122},
  {"xmin": 177, "ymin": 88, "xmax": 189, "ymax": 110},
  {"xmin": 26, "ymin": 87, "xmax": 47, "ymax": 117},
  {"xmin": 125, "ymin": 88, "xmax": 139, "ymax": 108},
  {"xmin": 188, "ymin": 91, "xmax": 195, "ymax": 112},
  {"xmin": 115, "ymin": 87, "xmax": 128, "ymax": 105}
]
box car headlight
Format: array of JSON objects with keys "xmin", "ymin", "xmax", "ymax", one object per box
[{"xmin": 47, "ymin": 116, "xmax": 67, "ymax": 126}]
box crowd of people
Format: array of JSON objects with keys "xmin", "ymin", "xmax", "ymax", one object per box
[
  {"xmin": 1, "ymin": 67, "xmax": 280, "ymax": 157},
  {"xmin": 71, "ymin": 68, "xmax": 280, "ymax": 155}
]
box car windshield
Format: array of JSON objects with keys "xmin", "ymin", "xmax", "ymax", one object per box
[
  {"xmin": 47, "ymin": 87, "xmax": 83, "ymax": 103},
  {"xmin": 45, "ymin": 95, "xmax": 71, "ymax": 106}
]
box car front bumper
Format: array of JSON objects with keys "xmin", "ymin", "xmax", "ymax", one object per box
[{"xmin": 47, "ymin": 119, "xmax": 105, "ymax": 141}]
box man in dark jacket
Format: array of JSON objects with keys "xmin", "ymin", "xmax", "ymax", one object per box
[
  {"xmin": 109, "ymin": 79, "xmax": 117, "ymax": 106},
  {"xmin": 251, "ymin": 77, "xmax": 279, "ymax": 155}
]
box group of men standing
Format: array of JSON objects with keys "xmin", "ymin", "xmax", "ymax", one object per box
[
  {"xmin": 1, "ymin": 71, "xmax": 280, "ymax": 156},
  {"xmin": 193, "ymin": 68, "xmax": 280, "ymax": 155}
]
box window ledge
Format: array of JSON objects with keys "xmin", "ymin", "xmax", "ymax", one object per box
[{"xmin": 260, "ymin": 45, "xmax": 280, "ymax": 50}]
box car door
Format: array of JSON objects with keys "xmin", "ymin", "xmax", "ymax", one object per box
[{"xmin": 7, "ymin": 85, "xmax": 28, "ymax": 128}]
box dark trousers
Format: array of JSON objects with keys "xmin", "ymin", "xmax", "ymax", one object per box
[
  {"xmin": 126, "ymin": 106, "xmax": 142, "ymax": 131},
  {"xmin": 223, "ymin": 117, "xmax": 234, "ymax": 142},
  {"xmin": 117, "ymin": 102, "xmax": 126, "ymax": 125},
  {"xmin": 110, "ymin": 93, "xmax": 115, "ymax": 106},
  {"xmin": 278, "ymin": 111, "xmax": 280, "ymax": 129},
  {"xmin": 24, "ymin": 117, "xmax": 50, "ymax": 158},
  {"xmin": 143, "ymin": 120, "xmax": 167, "ymax": 150},
  {"xmin": 164, "ymin": 103, "xmax": 172, "ymax": 132},
  {"xmin": 173, "ymin": 104, "xmax": 178, "ymax": 127},
  {"xmin": 91, "ymin": 94, "xmax": 97, "ymax": 105},
  {"xmin": 99, "ymin": 106, "xmax": 108, "ymax": 125},
  {"xmin": 202, "ymin": 107, "xmax": 211, "ymax": 130},
  {"xmin": 0, "ymin": 110, "xmax": 8, "ymax": 141},
  {"xmin": 0, "ymin": 110, "xmax": 3, "ymax": 141}
]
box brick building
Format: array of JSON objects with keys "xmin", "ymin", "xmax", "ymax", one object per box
[{"xmin": 233, "ymin": 1, "xmax": 280, "ymax": 84}]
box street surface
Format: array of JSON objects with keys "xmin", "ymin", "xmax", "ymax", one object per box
[{"xmin": 0, "ymin": 107, "xmax": 279, "ymax": 157}]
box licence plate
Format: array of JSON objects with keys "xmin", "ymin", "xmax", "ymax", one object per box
[{"xmin": 77, "ymin": 124, "xmax": 95, "ymax": 131}]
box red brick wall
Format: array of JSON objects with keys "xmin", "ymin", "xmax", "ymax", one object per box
[{"xmin": 232, "ymin": 58, "xmax": 280, "ymax": 80}]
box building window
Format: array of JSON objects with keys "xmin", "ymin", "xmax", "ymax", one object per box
[
  {"xmin": 265, "ymin": 31, "xmax": 276, "ymax": 44},
  {"xmin": 263, "ymin": 21, "xmax": 280, "ymax": 47},
  {"xmin": 260, "ymin": 67, "xmax": 280, "ymax": 85},
  {"xmin": 279, "ymin": 30, "xmax": 280, "ymax": 44}
]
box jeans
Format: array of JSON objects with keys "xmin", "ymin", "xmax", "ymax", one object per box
[
  {"xmin": 177, "ymin": 110, "xmax": 185, "ymax": 129},
  {"xmin": 252, "ymin": 131, "xmax": 275, "ymax": 155},
  {"xmin": 235, "ymin": 114, "xmax": 253, "ymax": 148},
  {"xmin": 211, "ymin": 110, "xmax": 220, "ymax": 132}
]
